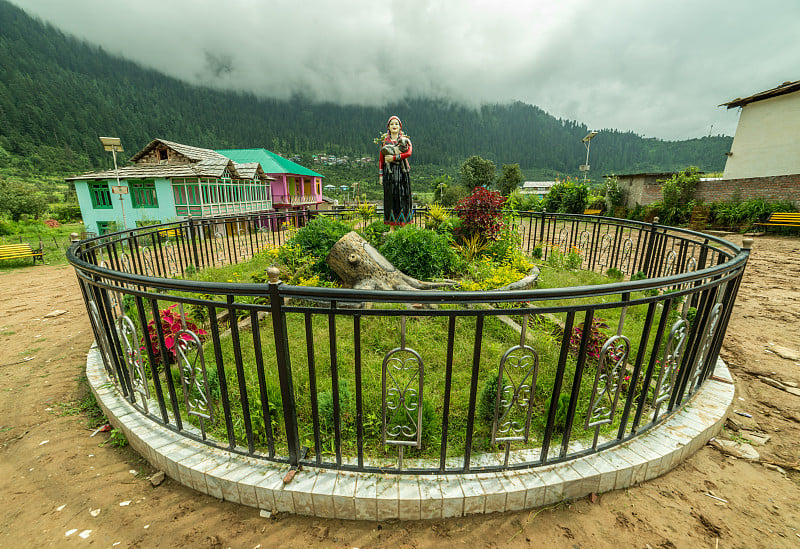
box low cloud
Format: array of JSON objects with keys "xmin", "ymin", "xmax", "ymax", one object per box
[{"xmin": 11, "ymin": 0, "xmax": 800, "ymax": 139}]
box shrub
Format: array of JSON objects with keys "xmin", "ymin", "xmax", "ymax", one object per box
[
  {"xmin": 143, "ymin": 304, "xmax": 208, "ymax": 365},
  {"xmin": 50, "ymin": 202, "xmax": 83, "ymax": 223},
  {"xmin": 425, "ymin": 203, "xmax": 450, "ymax": 232},
  {"xmin": 544, "ymin": 393, "xmax": 571, "ymax": 433},
  {"xmin": 604, "ymin": 175, "xmax": 627, "ymax": 210},
  {"xmin": 440, "ymin": 184, "xmax": 469, "ymax": 207},
  {"xmin": 657, "ymin": 167, "xmax": 700, "ymax": 225},
  {"xmin": 542, "ymin": 179, "xmax": 589, "ymax": 214},
  {"xmin": 453, "ymin": 187, "xmax": 506, "ymax": 241},
  {"xmin": 569, "ymin": 317, "xmax": 610, "ymax": 361},
  {"xmin": 379, "ymin": 226, "xmax": 460, "ymax": 280},
  {"xmin": 285, "ymin": 216, "xmax": 352, "ymax": 279},
  {"xmin": 360, "ymin": 220, "xmax": 390, "ymax": 248}
]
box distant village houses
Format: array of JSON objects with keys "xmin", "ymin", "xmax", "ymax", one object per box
[{"xmin": 520, "ymin": 181, "xmax": 558, "ymax": 199}]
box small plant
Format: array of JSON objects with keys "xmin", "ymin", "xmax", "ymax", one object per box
[
  {"xmin": 100, "ymin": 428, "xmax": 128, "ymax": 448},
  {"xmin": 455, "ymin": 232, "xmax": 491, "ymax": 262},
  {"xmin": 479, "ymin": 374, "xmax": 500, "ymax": 424},
  {"xmin": 531, "ymin": 244, "xmax": 543, "ymax": 260},
  {"xmin": 425, "ymin": 204, "xmax": 450, "ymax": 232},
  {"xmin": 355, "ymin": 202, "xmax": 376, "ymax": 225},
  {"xmin": 143, "ymin": 305, "xmax": 208, "ymax": 365},
  {"xmin": 544, "ymin": 393, "xmax": 571, "ymax": 432},
  {"xmin": 569, "ymin": 317, "xmax": 610, "ymax": 361},
  {"xmin": 546, "ymin": 245, "xmax": 582, "ymax": 270},
  {"xmin": 606, "ymin": 267, "xmax": 624, "ymax": 280},
  {"xmin": 686, "ymin": 306, "xmax": 698, "ymax": 328}
]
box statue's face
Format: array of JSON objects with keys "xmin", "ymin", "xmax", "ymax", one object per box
[{"xmin": 388, "ymin": 119, "xmax": 401, "ymax": 135}]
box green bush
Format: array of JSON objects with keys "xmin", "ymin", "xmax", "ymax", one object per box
[
  {"xmin": 656, "ymin": 167, "xmax": 700, "ymax": 225},
  {"xmin": 708, "ymin": 198, "xmax": 796, "ymax": 230},
  {"xmin": 285, "ymin": 216, "xmax": 352, "ymax": 279},
  {"xmin": 542, "ymin": 179, "xmax": 589, "ymax": 214},
  {"xmin": 359, "ymin": 220, "xmax": 390, "ymax": 248},
  {"xmin": 379, "ymin": 226, "xmax": 460, "ymax": 280},
  {"xmin": 49, "ymin": 202, "xmax": 82, "ymax": 223},
  {"xmin": 604, "ymin": 175, "xmax": 627, "ymax": 210}
]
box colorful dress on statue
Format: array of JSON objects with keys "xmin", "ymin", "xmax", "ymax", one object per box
[{"xmin": 379, "ymin": 135, "xmax": 413, "ymax": 226}]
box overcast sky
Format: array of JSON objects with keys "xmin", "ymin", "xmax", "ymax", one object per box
[{"xmin": 10, "ymin": 0, "xmax": 800, "ymax": 140}]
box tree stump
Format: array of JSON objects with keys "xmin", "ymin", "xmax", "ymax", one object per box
[{"xmin": 326, "ymin": 231, "xmax": 457, "ymax": 291}]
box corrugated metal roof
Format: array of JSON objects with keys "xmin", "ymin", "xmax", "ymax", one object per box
[
  {"xmin": 217, "ymin": 148, "xmax": 323, "ymax": 178},
  {"xmin": 720, "ymin": 79, "xmax": 800, "ymax": 109}
]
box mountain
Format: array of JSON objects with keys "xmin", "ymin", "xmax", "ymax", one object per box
[{"xmin": 0, "ymin": 0, "xmax": 731, "ymax": 178}]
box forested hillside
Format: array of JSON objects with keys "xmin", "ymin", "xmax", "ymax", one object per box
[{"xmin": 0, "ymin": 0, "xmax": 731, "ymax": 177}]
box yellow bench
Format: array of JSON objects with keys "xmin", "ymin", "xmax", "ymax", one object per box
[
  {"xmin": 158, "ymin": 228, "xmax": 181, "ymax": 239},
  {"xmin": 0, "ymin": 243, "xmax": 45, "ymax": 265},
  {"xmin": 583, "ymin": 209, "xmax": 602, "ymax": 215},
  {"xmin": 753, "ymin": 212, "xmax": 800, "ymax": 231}
]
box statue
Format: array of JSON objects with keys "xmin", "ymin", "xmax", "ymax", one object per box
[{"xmin": 378, "ymin": 116, "xmax": 412, "ymax": 226}]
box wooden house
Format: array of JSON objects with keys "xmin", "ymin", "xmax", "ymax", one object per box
[
  {"xmin": 67, "ymin": 139, "xmax": 274, "ymax": 235},
  {"xmin": 216, "ymin": 149, "xmax": 324, "ymax": 216}
]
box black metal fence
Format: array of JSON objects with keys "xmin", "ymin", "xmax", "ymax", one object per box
[{"xmin": 68, "ymin": 210, "xmax": 750, "ymax": 474}]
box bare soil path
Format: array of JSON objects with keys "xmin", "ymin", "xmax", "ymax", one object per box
[{"xmin": 1, "ymin": 234, "xmax": 798, "ymax": 548}]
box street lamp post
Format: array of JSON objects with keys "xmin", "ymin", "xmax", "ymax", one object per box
[
  {"xmin": 580, "ymin": 131, "xmax": 598, "ymax": 183},
  {"xmin": 99, "ymin": 136, "xmax": 126, "ymax": 230}
]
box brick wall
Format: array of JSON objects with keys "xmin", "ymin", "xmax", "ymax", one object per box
[{"xmin": 633, "ymin": 174, "xmax": 800, "ymax": 206}]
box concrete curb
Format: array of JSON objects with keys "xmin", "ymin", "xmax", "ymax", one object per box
[{"xmin": 87, "ymin": 345, "xmax": 734, "ymax": 520}]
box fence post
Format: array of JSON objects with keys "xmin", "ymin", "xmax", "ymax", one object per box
[
  {"xmin": 268, "ymin": 267, "xmax": 301, "ymax": 466},
  {"xmin": 187, "ymin": 216, "xmax": 200, "ymax": 269},
  {"xmin": 642, "ymin": 216, "xmax": 660, "ymax": 277}
]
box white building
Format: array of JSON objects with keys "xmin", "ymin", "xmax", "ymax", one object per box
[
  {"xmin": 520, "ymin": 181, "xmax": 558, "ymax": 198},
  {"xmin": 721, "ymin": 80, "xmax": 800, "ymax": 180}
]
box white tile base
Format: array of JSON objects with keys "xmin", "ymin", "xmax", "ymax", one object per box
[{"xmin": 87, "ymin": 346, "xmax": 733, "ymax": 521}]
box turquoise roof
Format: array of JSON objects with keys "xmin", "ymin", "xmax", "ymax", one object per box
[{"xmin": 216, "ymin": 148, "xmax": 323, "ymax": 178}]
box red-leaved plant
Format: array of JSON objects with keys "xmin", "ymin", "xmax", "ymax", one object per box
[
  {"xmin": 143, "ymin": 304, "xmax": 208, "ymax": 364},
  {"xmin": 454, "ymin": 187, "xmax": 506, "ymax": 241},
  {"xmin": 569, "ymin": 318, "xmax": 610, "ymax": 362}
]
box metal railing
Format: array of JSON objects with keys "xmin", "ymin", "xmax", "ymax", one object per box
[{"xmin": 68, "ymin": 210, "xmax": 750, "ymax": 475}]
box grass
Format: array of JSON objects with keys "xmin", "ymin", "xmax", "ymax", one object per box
[
  {"xmin": 0, "ymin": 220, "xmax": 86, "ymax": 269},
  {"xmin": 124, "ymin": 256, "xmax": 681, "ymax": 464},
  {"xmin": 56, "ymin": 384, "xmax": 107, "ymax": 429},
  {"xmin": 98, "ymin": 222, "xmax": 693, "ymax": 465}
]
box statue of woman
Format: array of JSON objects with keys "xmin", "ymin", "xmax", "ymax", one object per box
[{"xmin": 378, "ymin": 116, "xmax": 413, "ymax": 226}]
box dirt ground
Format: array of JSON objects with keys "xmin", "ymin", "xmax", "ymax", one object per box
[{"xmin": 1, "ymin": 233, "xmax": 799, "ymax": 548}]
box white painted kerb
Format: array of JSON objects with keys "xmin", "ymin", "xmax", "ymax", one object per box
[{"xmin": 86, "ymin": 344, "xmax": 734, "ymax": 520}]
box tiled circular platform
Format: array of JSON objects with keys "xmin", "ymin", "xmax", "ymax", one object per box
[{"xmin": 86, "ymin": 344, "xmax": 734, "ymax": 520}]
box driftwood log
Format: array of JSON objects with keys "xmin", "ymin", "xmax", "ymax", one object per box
[{"xmin": 326, "ymin": 231, "xmax": 459, "ymax": 291}]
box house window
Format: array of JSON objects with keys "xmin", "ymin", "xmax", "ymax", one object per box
[
  {"xmin": 88, "ymin": 182, "xmax": 113, "ymax": 209},
  {"xmin": 96, "ymin": 221, "xmax": 118, "ymax": 235},
  {"xmin": 130, "ymin": 180, "xmax": 158, "ymax": 208},
  {"xmin": 158, "ymin": 149, "xmax": 168, "ymax": 160}
]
